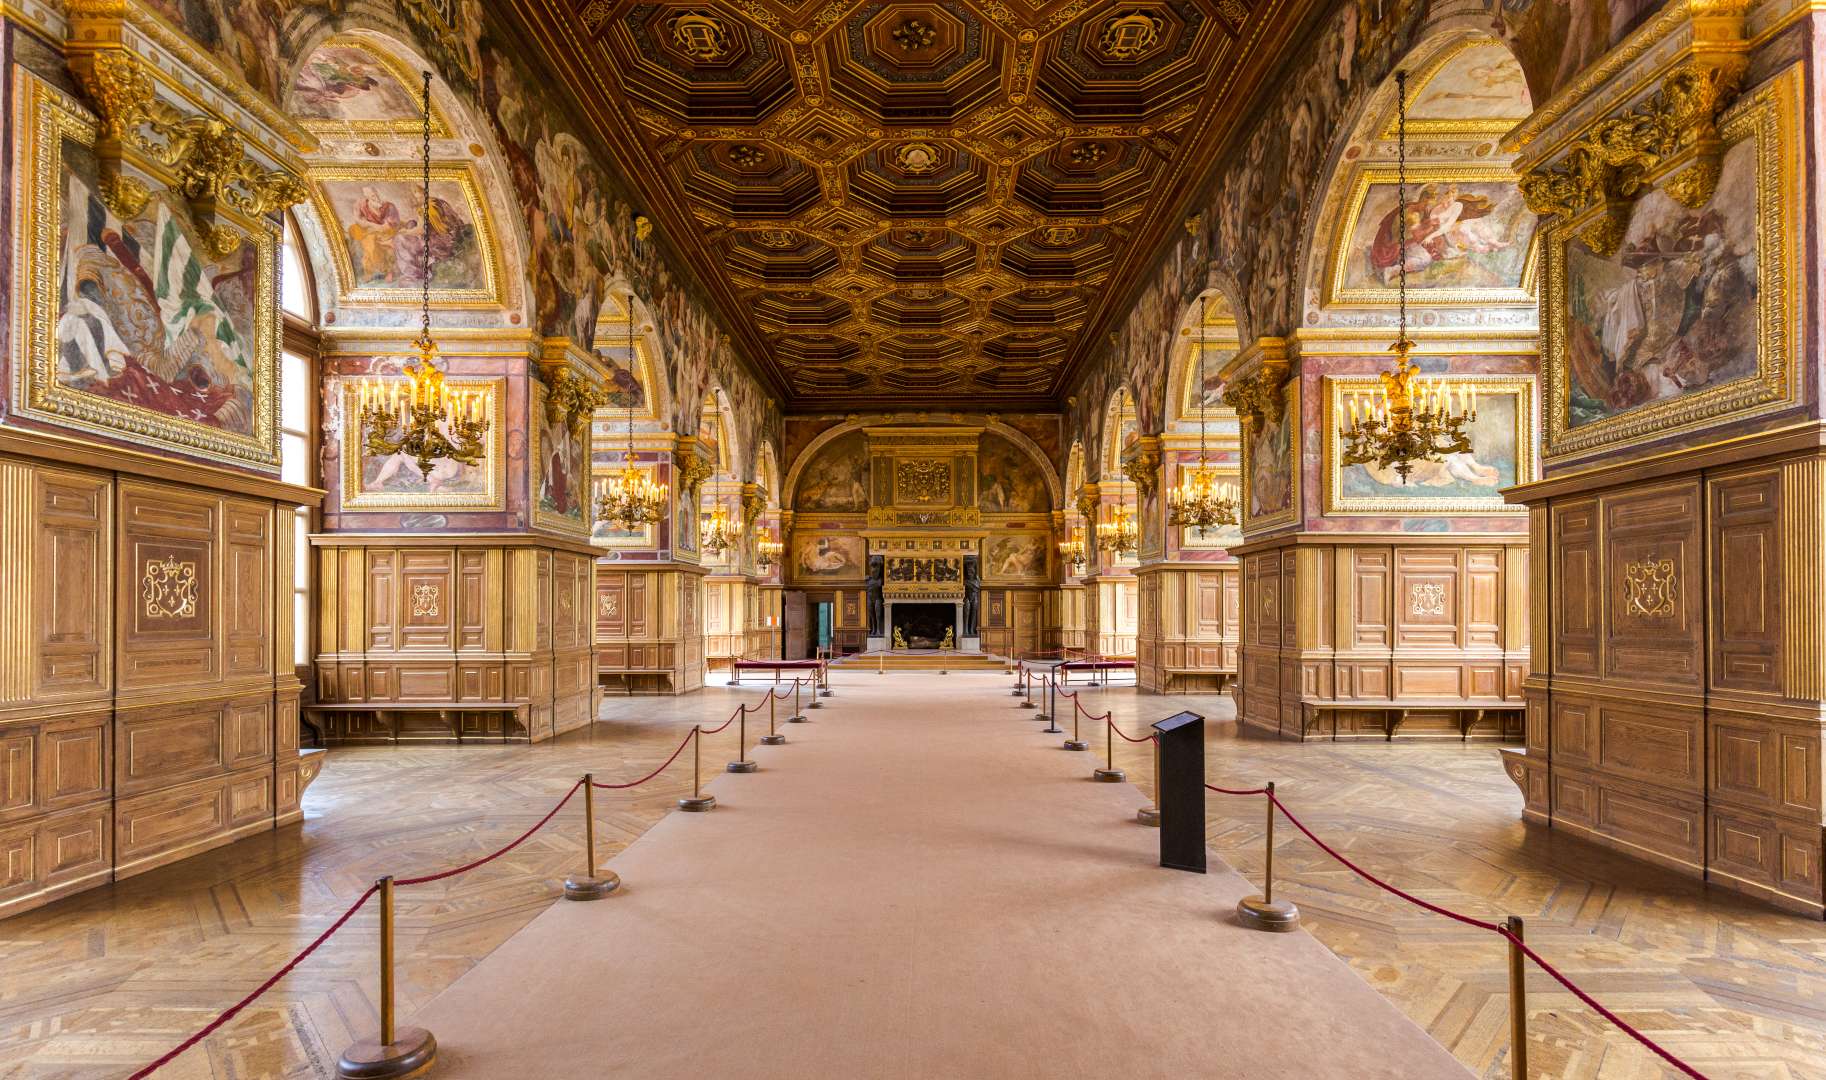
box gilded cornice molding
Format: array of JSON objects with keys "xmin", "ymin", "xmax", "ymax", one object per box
[{"xmin": 1122, "ymin": 435, "xmax": 1163, "ymax": 500}]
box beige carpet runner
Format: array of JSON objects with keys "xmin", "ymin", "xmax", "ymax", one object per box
[{"xmin": 417, "ymin": 673, "xmax": 1469, "ymax": 1079}]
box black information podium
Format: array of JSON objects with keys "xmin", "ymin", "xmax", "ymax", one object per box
[{"xmin": 1151, "ymin": 710, "xmax": 1205, "ymax": 873}]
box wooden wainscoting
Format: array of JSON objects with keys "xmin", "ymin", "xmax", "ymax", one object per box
[
  {"xmin": 594, "ymin": 562, "xmax": 709, "ymax": 695},
  {"xmin": 313, "ymin": 536, "xmax": 597, "ymax": 740},
  {"xmin": 1503, "ymin": 440, "xmax": 1826, "ymax": 916},
  {"xmin": 1135, "ymin": 563, "xmax": 1240, "ymax": 693},
  {"xmin": 1233, "ymin": 535, "xmax": 1528, "ymax": 742},
  {"xmin": 0, "ymin": 455, "xmax": 319, "ymax": 919},
  {"xmin": 977, "ymin": 587, "xmax": 1056, "ymax": 659}
]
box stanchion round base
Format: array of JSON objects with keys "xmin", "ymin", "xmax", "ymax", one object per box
[
  {"xmin": 1235, "ymin": 895, "xmax": 1300, "ymax": 932},
  {"xmin": 1092, "ymin": 768, "xmax": 1126, "ymax": 782},
  {"xmin": 786, "ymin": 714, "xmax": 808, "ymax": 723},
  {"xmin": 760, "ymin": 733, "xmax": 786, "ymax": 745},
  {"xmin": 725, "ymin": 679, "xmax": 738, "ymax": 686},
  {"xmin": 1087, "ymin": 681, "xmax": 1102, "ymax": 688},
  {"xmin": 726, "ymin": 760, "xmax": 757, "ymax": 773},
  {"xmin": 808, "ymin": 699, "xmax": 823, "ymax": 709},
  {"xmin": 1042, "ymin": 723, "xmax": 1063, "ymax": 734},
  {"xmin": 1063, "ymin": 739, "xmax": 1089, "ymax": 751},
  {"xmin": 563, "ymin": 872, "xmax": 621, "ymax": 901},
  {"xmin": 336, "ymin": 1027, "xmax": 437, "ymax": 1079},
  {"xmin": 1020, "ymin": 701, "xmax": 1036, "ymax": 709},
  {"xmin": 939, "ymin": 670, "xmax": 948, "ymax": 675},
  {"xmin": 1010, "ymin": 688, "xmax": 1024, "ymax": 696},
  {"xmin": 820, "ymin": 688, "xmax": 833, "ymax": 697},
  {"xmin": 677, "ymin": 795, "xmax": 717, "ymax": 812},
  {"xmin": 1033, "ymin": 713, "xmax": 1052, "ymax": 723},
  {"xmin": 1136, "ymin": 806, "xmax": 1160, "ymax": 827}
]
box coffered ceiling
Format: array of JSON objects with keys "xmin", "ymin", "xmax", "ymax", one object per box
[{"xmin": 511, "ymin": 0, "xmax": 1319, "ymax": 408}]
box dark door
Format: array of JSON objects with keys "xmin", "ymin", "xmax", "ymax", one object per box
[{"xmin": 784, "ymin": 590, "xmax": 809, "ymax": 660}]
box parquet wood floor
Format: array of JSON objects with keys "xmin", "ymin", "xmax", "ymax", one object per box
[
  {"xmin": 1086, "ymin": 683, "xmax": 1826, "ymax": 1080},
  {"xmin": 1, "ymin": 676, "xmax": 1822, "ymax": 1078}
]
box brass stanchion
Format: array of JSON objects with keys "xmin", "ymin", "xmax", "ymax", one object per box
[
  {"xmin": 1507, "ymin": 916, "xmax": 1529, "ymax": 1079},
  {"xmin": 819, "ymin": 663, "xmax": 833, "ymax": 696},
  {"xmin": 1092, "ymin": 716, "xmax": 1124, "ymax": 781},
  {"xmin": 1062, "ymin": 683, "xmax": 1087, "ymax": 750},
  {"xmin": 678, "ymin": 726, "xmax": 716, "ymax": 811},
  {"xmin": 786, "ymin": 677, "xmax": 807, "ymax": 722},
  {"xmin": 760, "ymin": 689, "xmax": 786, "ymax": 745},
  {"xmin": 563, "ymin": 775, "xmax": 622, "ymax": 899},
  {"xmin": 1235, "ymin": 782, "xmax": 1299, "ymax": 931},
  {"xmin": 1011, "ymin": 660, "xmax": 1026, "ymax": 695},
  {"xmin": 728, "ymin": 705, "xmax": 757, "ymax": 773},
  {"xmin": 336, "ymin": 876, "xmax": 436, "ymax": 1079},
  {"xmin": 1020, "ymin": 669, "xmax": 1037, "ymax": 709},
  {"xmin": 1137, "ymin": 739, "xmax": 1161, "ymax": 826},
  {"xmin": 1041, "ymin": 674, "xmax": 1062, "ymax": 734},
  {"xmin": 879, "ymin": 652, "xmax": 885, "ymax": 676}
]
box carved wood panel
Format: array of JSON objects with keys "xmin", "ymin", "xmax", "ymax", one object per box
[
  {"xmin": 117, "ymin": 483, "xmax": 218, "ymax": 691},
  {"xmin": 1552, "ymin": 498, "xmax": 1600, "ymax": 676},
  {"xmin": 31, "ymin": 468, "xmax": 112, "ymax": 703},
  {"xmin": 1393, "ymin": 548, "xmax": 1456, "ymax": 648},
  {"xmin": 1602, "ymin": 481, "xmax": 1702, "ymax": 688},
  {"xmin": 1709, "ymin": 469, "xmax": 1782, "ymax": 693}
]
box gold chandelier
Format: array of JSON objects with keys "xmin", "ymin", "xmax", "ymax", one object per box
[
  {"xmin": 1166, "ymin": 293, "xmax": 1238, "ymax": 534},
  {"xmin": 595, "ymin": 292, "xmax": 668, "ymax": 530},
  {"xmin": 1097, "ymin": 481, "xmax": 1139, "ymax": 557},
  {"xmin": 357, "ymin": 71, "xmax": 488, "ymax": 477},
  {"xmin": 1058, "ymin": 526, "xmax": 1086, "ymax": 571},
  {"xmin": 700, "ymin": 483, "xmax": 736, "ymax": 555},
  {"xmin": 1339, "ymin": 68, "xmax": 1474, "ymax": 483},
  {"xmin": 756, "ymin": 533, "xmax": 783, "ymax": 570}
]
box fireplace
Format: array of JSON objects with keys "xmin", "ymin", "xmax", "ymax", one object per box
[{"xmin": 890, "ymin": 602, "xmax": 956, "ymax": 649}]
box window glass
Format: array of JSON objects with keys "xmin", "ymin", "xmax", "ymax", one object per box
[
  {"xmin": 293, "ymin": 507, "xmax": 312, "ymax": 667},
  {"xmin": 281, "ymin": 350, "xmax": 312, "ymax": 487},
  {"xmin": 280, "ymin": 217, "xmax": 313, "ymax": 320}
]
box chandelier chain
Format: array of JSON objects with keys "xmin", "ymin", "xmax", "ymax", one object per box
[{"xmin": 420, "ymin": 71, "xmax": 432, "ymax": 345}]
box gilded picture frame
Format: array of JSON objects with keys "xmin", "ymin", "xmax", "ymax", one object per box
[
  {"xmin": 1323, "ymin": 374, "xmax": 1534, "ymax": 515},
  {"xmin": 11, "ymin": 72, "xmax": 281, "ymax": 470},
  {"xmin": 1324, "ymin": 164, "xmax": 1540, "ymax": 308},
  {"xmin": 339, "ymin": 376, "xmax": 505, "ymax": 509},
  {"xmin": 307, "ymin": 162, "xmax": 504, "ymax": 308},
  {"xmin": 1541, "ymin": 67, "xmax": 1799, "ymax": 459},
  {"xmin": 530, "ymin": 382, "xmax": 591, "ymax": 537},
  {"xmin": 1240, "ymin": 381, "xmax": 1299, "ymax": 533}
]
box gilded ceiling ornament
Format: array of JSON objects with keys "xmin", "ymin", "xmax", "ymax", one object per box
[
  {"xmin": 1098, "ymin": 11, "xmax": 1164, "ymax": 61},
  {"xmin": 545, "ymin": 368, "xmax": 607, "ymax": 430},
  {"xmin": 1222, "ymin": 369, "xmax": 1286, "ymax": 422},
  {"xmin": 892, "ymin": 18, "xmax": 937, "ymax": 50},
  {"xmin": 1123, "ymin": 447, "xmax": 1161, "ymax": 500},
  {"xmin": 895, "ymin": 142, "xmax": 942, "ymax": 173},
  {"xmin": 1624, "ymin": 559, "xmax": 1677, "ymax": 619},
  {"xmin": 70, "ymin": 50, "xmax": 308, "ymax": 257},
  {"xmin": 1520, "ymin": 58, "xmax": 1745, "ymax": 257},
  {"xmin": 1068, "ymin": 141, "xmax": 1109, "ymax": 166},
  {"xmin": 728, "ymin": 143, "xmax": 766, "ymax": 168},
  {"xmin": 142, "ymin": 556, "xmax": 198, "ymax": 620},
  {"xmin": 755, "ymin": 228, "xmax": 797, "ymax": 248},
  {"xmin": 1041, "ymin": 226, "xmax": 1081, "ymax": 246},
  {"xmin": 670, "ymin": 11, "xmax": 731, "ymax": 60},
  {"xmin": 634, "ymin": 214, "xmax": 654, "ymax": 241},
  {"xmin": 674, "ymin": 448, "xmax": 714, "ymax": 499}
]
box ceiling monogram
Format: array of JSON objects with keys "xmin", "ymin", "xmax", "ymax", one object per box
[{"xmin": 537, "ymin": 0, "xmax": 1298, "ymax": 406}]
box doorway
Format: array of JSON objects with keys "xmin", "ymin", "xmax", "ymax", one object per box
[{"xmin": 815, "ymin": 601, "xmax": 833, "ymax": 655}]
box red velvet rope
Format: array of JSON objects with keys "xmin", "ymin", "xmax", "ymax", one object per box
[
  {"xmin": 701, "ymin": 711, "xmax": 740, "ymax": 735},
  {"xmin": 1205, "ymin": 783, "xmax": 1270, "ymax": 797},
  {"xmin": 397, "ymin": 779, "xmax": 584, "ymax": 886},
  {"xmin": 591, "ymin": 728, "xmax": 698, "ymax": 789},
  {"xmin": 1499, "ymin": 929, "xmax": 1708, "ymax": 1080},
  {"xmin": 1196, "ymin": 783, "xmax": 1712, "ymax": 1078},
  {"xmin": 128, "ymin": 883, "xmax": 380, "ymax": 1079},
  {"xmin": 1107, "ymin": 718, "xmax": 1152, "ymax": 744}
]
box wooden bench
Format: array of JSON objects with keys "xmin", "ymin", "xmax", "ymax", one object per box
[
  {"xmin": 1162, "ymin": 668, "xmax": 1235, "ymax": 693},
  {"xmin": 304, "ymin": 703, "xmax": 529, "ymax": 744},
  {"xmin": 596, "ymin": 668, "xmax": 675, "ymax": 695}
]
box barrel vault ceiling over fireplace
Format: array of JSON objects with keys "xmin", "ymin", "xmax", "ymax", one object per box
[{"xmin": 510, "ymin": 0, "xmax": 1320, "ymax": 409}]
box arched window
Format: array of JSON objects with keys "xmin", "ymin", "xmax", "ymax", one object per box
[{"xmin": 278, "ymin": 211, "xmax": 321, "ymax": 670}]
